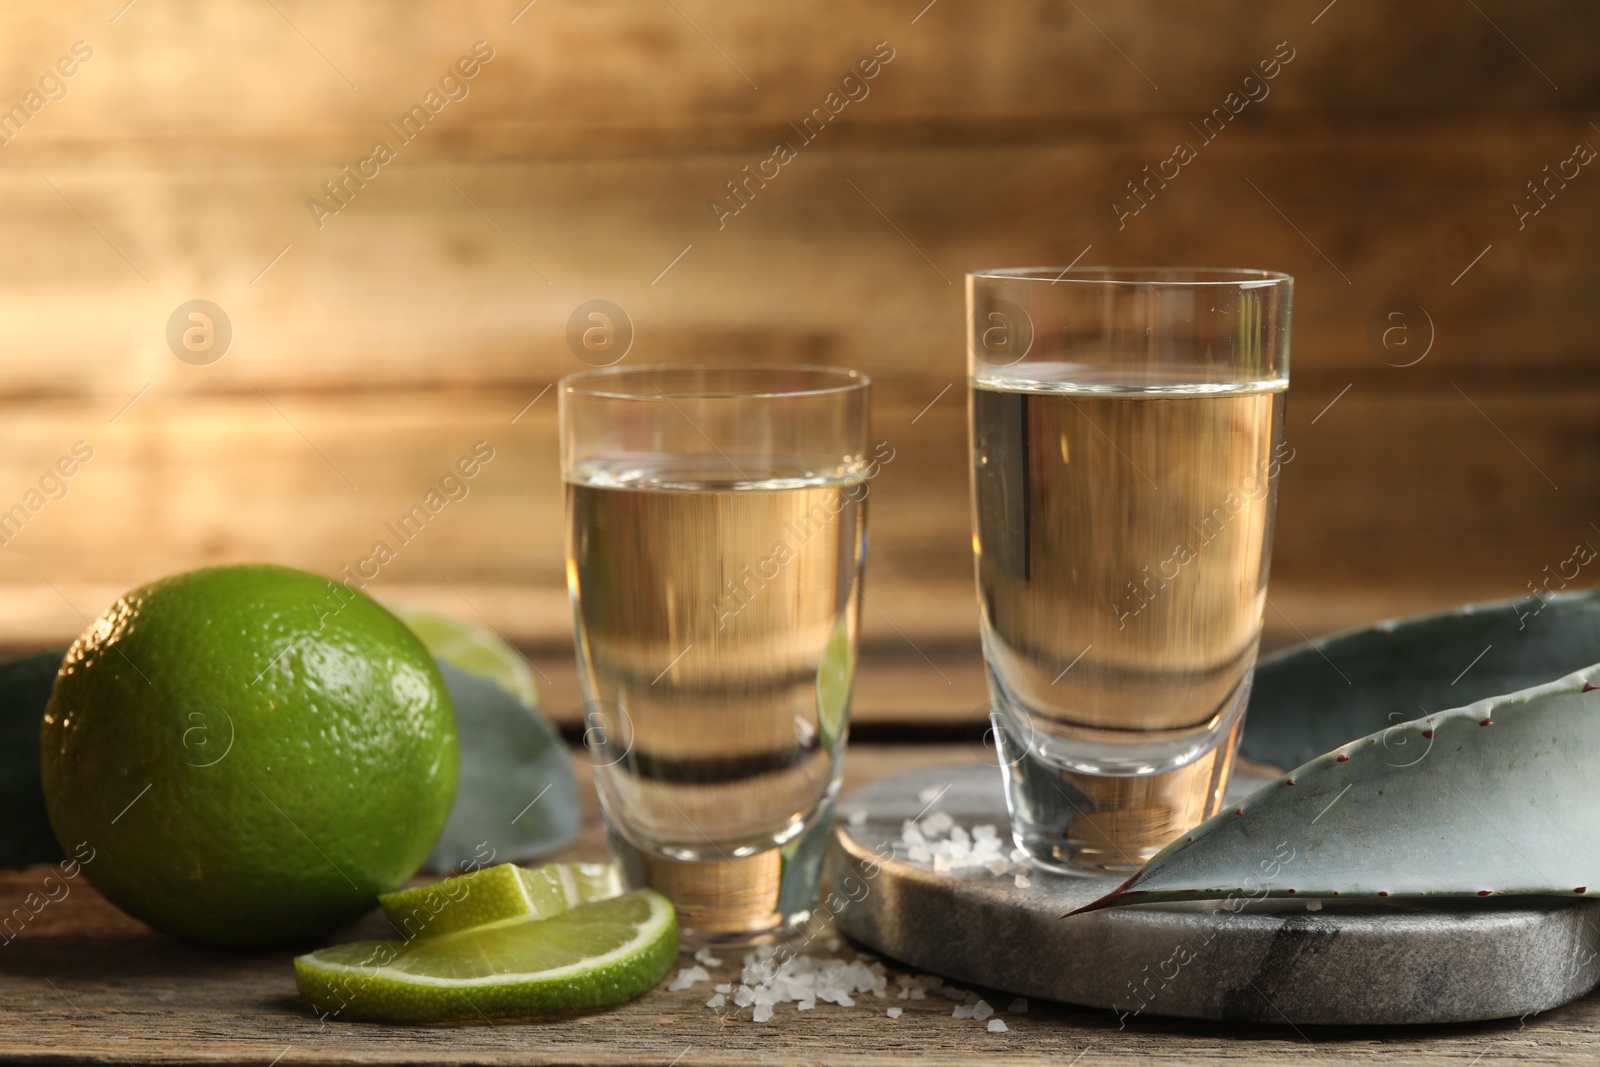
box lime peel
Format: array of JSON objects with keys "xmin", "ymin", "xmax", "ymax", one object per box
[
  {"xmin": 380, "ymin": 861, "xmax": 622, "ymax": 940},
  {"xmin": 393, "ymin": 607, "xmax": 538, "ymax": 709},
  {"xmin": 816, "ymin": 613, "xmax": 854, "ymax": 748},
  {"xmin": 296, "ymin": 889, "xmax": 678, "ymax": 1023}
]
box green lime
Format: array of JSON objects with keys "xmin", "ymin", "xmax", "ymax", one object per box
[
  {"xmin": 393, "ymin": 607, "xmax": 538, "ymax": 709},
  {"xmin": 816, "ymin": 613, "xmax": 854, "ymax": 749},
  {"xmin": 380, "ymin": 862, "xmax": 622, "ymax": 940},
  {"xmin": 295, "ymin": 889, "xmax": 678, "ymax": 1023},
  {"xmin": 39, "ymin": 564, "xmax": 458, "ymax": 950}
]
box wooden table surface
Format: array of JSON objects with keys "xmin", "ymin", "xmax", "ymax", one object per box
[{"xmin": 5, "ymin": 743, "xmax": 1599, "ymax": 1066}]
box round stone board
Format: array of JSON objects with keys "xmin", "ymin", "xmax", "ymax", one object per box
[{"xmin": 828, "ymin": 762, "xmax": 1600, "ymax": 1026}]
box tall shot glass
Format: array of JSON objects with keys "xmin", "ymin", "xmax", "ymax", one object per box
[
  {"xmin": 561, "ymin": 365, "xmax": 871, "ymax": 945},
  {"xmin": 968, "ymin": 268, "xmax": 1292, "ymax": 872}
]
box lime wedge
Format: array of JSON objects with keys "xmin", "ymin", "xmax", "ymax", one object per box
[
  {"xmin": 381, "ymin": 862, "xmax": 622, "ymax": 940},
  {"xmin": 816, "ymin": 614, "xmax": 854, "ymax": 748},
  {"xmin": 296, "ymin": 890, "xmax": 677, "ymax": 1023},
  {"xmin": 393, "ymin": 607, "xmax": 539, "ymax": 709}
]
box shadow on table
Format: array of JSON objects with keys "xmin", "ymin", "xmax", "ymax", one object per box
[{"xmin": 1024, "ymin": 986, "xmax": 1594, "ymax": 1047}]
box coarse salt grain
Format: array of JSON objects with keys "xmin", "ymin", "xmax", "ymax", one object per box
[
  {"xmin": 1008, "ymin": 997, "xmax": 1028, "ymax": 1013},
  {"xmin": 918, "ymin": 785, "xmax": 943, "ymax": 803},
  {"xmin": 696, "ymin": 943, "xmax": 1025, "ymax": 1028},
  {"xmin": 693, "ymin": 947, "xmax": 723, "ymax": 967},
  {"xmin": 1014, "ymin": 874, "xmax": 1032, "ymax": 889},
  {"xmin": 667, "ymin": 966, "xmax": 710, "ymax": 992},
  {"xmin": 847, "ymin": 809, "xmax": 868, "ymax": 826},
  {"xmin": 897, "ymin": 813, "xmax": 1021, "ymax": 879},
  {"xmin": 987, "ymin": 1019, "xmax": 1009, "ymax": 1033},
  {"xmin": 714, "ymin": 983, "xmax": 732, "ymax": 994}
]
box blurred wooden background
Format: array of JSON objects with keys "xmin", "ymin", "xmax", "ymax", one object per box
[{"xmin": 0, "ymin": 1, "xmax": 1596, "ymax": 729}]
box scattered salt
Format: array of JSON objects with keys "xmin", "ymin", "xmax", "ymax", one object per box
[
  {"xmin": 667, "ymin": 966, "xmax": 710, "ymax": 992},
  {"xmin": 705, "ymin": 946, "xmax": 1029, "ymax": 1027},
  {"xmin": 896, "ymin": 812, "xmax": 1025, "ymax": 880},
  {"xmin": 1306, "ymin": 899, "xmax": 1323, "ymax": 912},
  {"xmin": 987, "ymin": 1019, "xmax": 1009, "ymax": 1033},
  {"xmin": 847, "ymin": 808, "xmax": 868, "ymax": 826},
  {"xmin": 693, "ymin": 947, "xmax": 723, "ymax": 966},
  {"xmin": 918, "ymin": 785, "xmax": 943, "ymax": 803},
  {"xmin": 1014, "ymin": 874, "xmax": 1032, "ymax": 889},
  {"xmin": 1008, "ymin": 997, "xmax": 1028, "ymax": 1014}
]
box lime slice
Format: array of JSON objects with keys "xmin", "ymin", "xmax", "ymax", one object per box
[
  {"xmin": 816, "ymin": 614, "xmax": 854, "ymax": 748},
  {"xmin": 295, "ymin": 889, "xmax": 678, "ymax": 1023},
  {"xmin": 393, "ymin": 607, "xmax": 539, "ymax": 709},
  {"xmin": 381, "ymin": 862, "xmax": 622, "ymax": 940}
]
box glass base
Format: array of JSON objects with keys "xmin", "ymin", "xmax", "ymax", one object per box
[
  {"xmin": 605, "ymin": 801, "xmax": 836, "ymax": 948},
  {"xmin": 996, "ymin": 711, "xmax": 1244, "ymax": 873}
]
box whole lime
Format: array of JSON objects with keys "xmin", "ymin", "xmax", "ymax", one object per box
[{"xmin": 39, "ymin": 564, "xmax": 458, "ymax": 950}]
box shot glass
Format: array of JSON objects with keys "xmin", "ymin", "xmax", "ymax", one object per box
[
  {"xmin": 561, "ymin": 365, "xmax": 871, "ymax": 944},
  {"xmin": 968, "ymin": 267, "xmax": 1292, "ymax": 872}
]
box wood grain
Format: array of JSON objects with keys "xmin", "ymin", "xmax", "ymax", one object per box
[
  {"xmin": 0, "ymin": 379, "xmax": 1589, "ymax": 655},
  {"xmin": 0, "ymin": 0, "xmax": 1597, "ymax": 698},
  {"xmin": 4, "ymin": 742, "xmax": 1600, "ymax": 1065},
  {"xmin": 1, "ymin": 0, "xmax": 1595, "ymax": 163},
  {"xmin": 2, "ymin": 120, "xmax": 1599, "ymax": 396}
]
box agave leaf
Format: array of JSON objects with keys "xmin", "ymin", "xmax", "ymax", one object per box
[
  {"xmin": 1243, "ymin": 587, "xmax": 1600, "ymax": 772},
  {"xmin": 424, "ymin": 662, "xmax": 581, "ymax": 873},
  {"xmin": 1074, "ymin": 666, "xmax": 1600, "ymax": 913}
]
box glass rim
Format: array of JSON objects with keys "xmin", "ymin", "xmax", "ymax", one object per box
[
  {"xmin": 968, "ymin": 266, "xmax": 1293, "ymax": 288},
  {"xmin": 560, "ymin": 363, "xmax": 871, "ymax": 401}
]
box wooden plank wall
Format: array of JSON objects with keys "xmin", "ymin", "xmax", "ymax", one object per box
[{"xmin": 0, "ymin": 1, "xmax": 1597, "ymax": 725}]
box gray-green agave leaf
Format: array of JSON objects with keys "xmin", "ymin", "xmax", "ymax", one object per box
[{"xmin": 1074, "ymin": 666, "xmax": 1600, "ymax": 914}]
